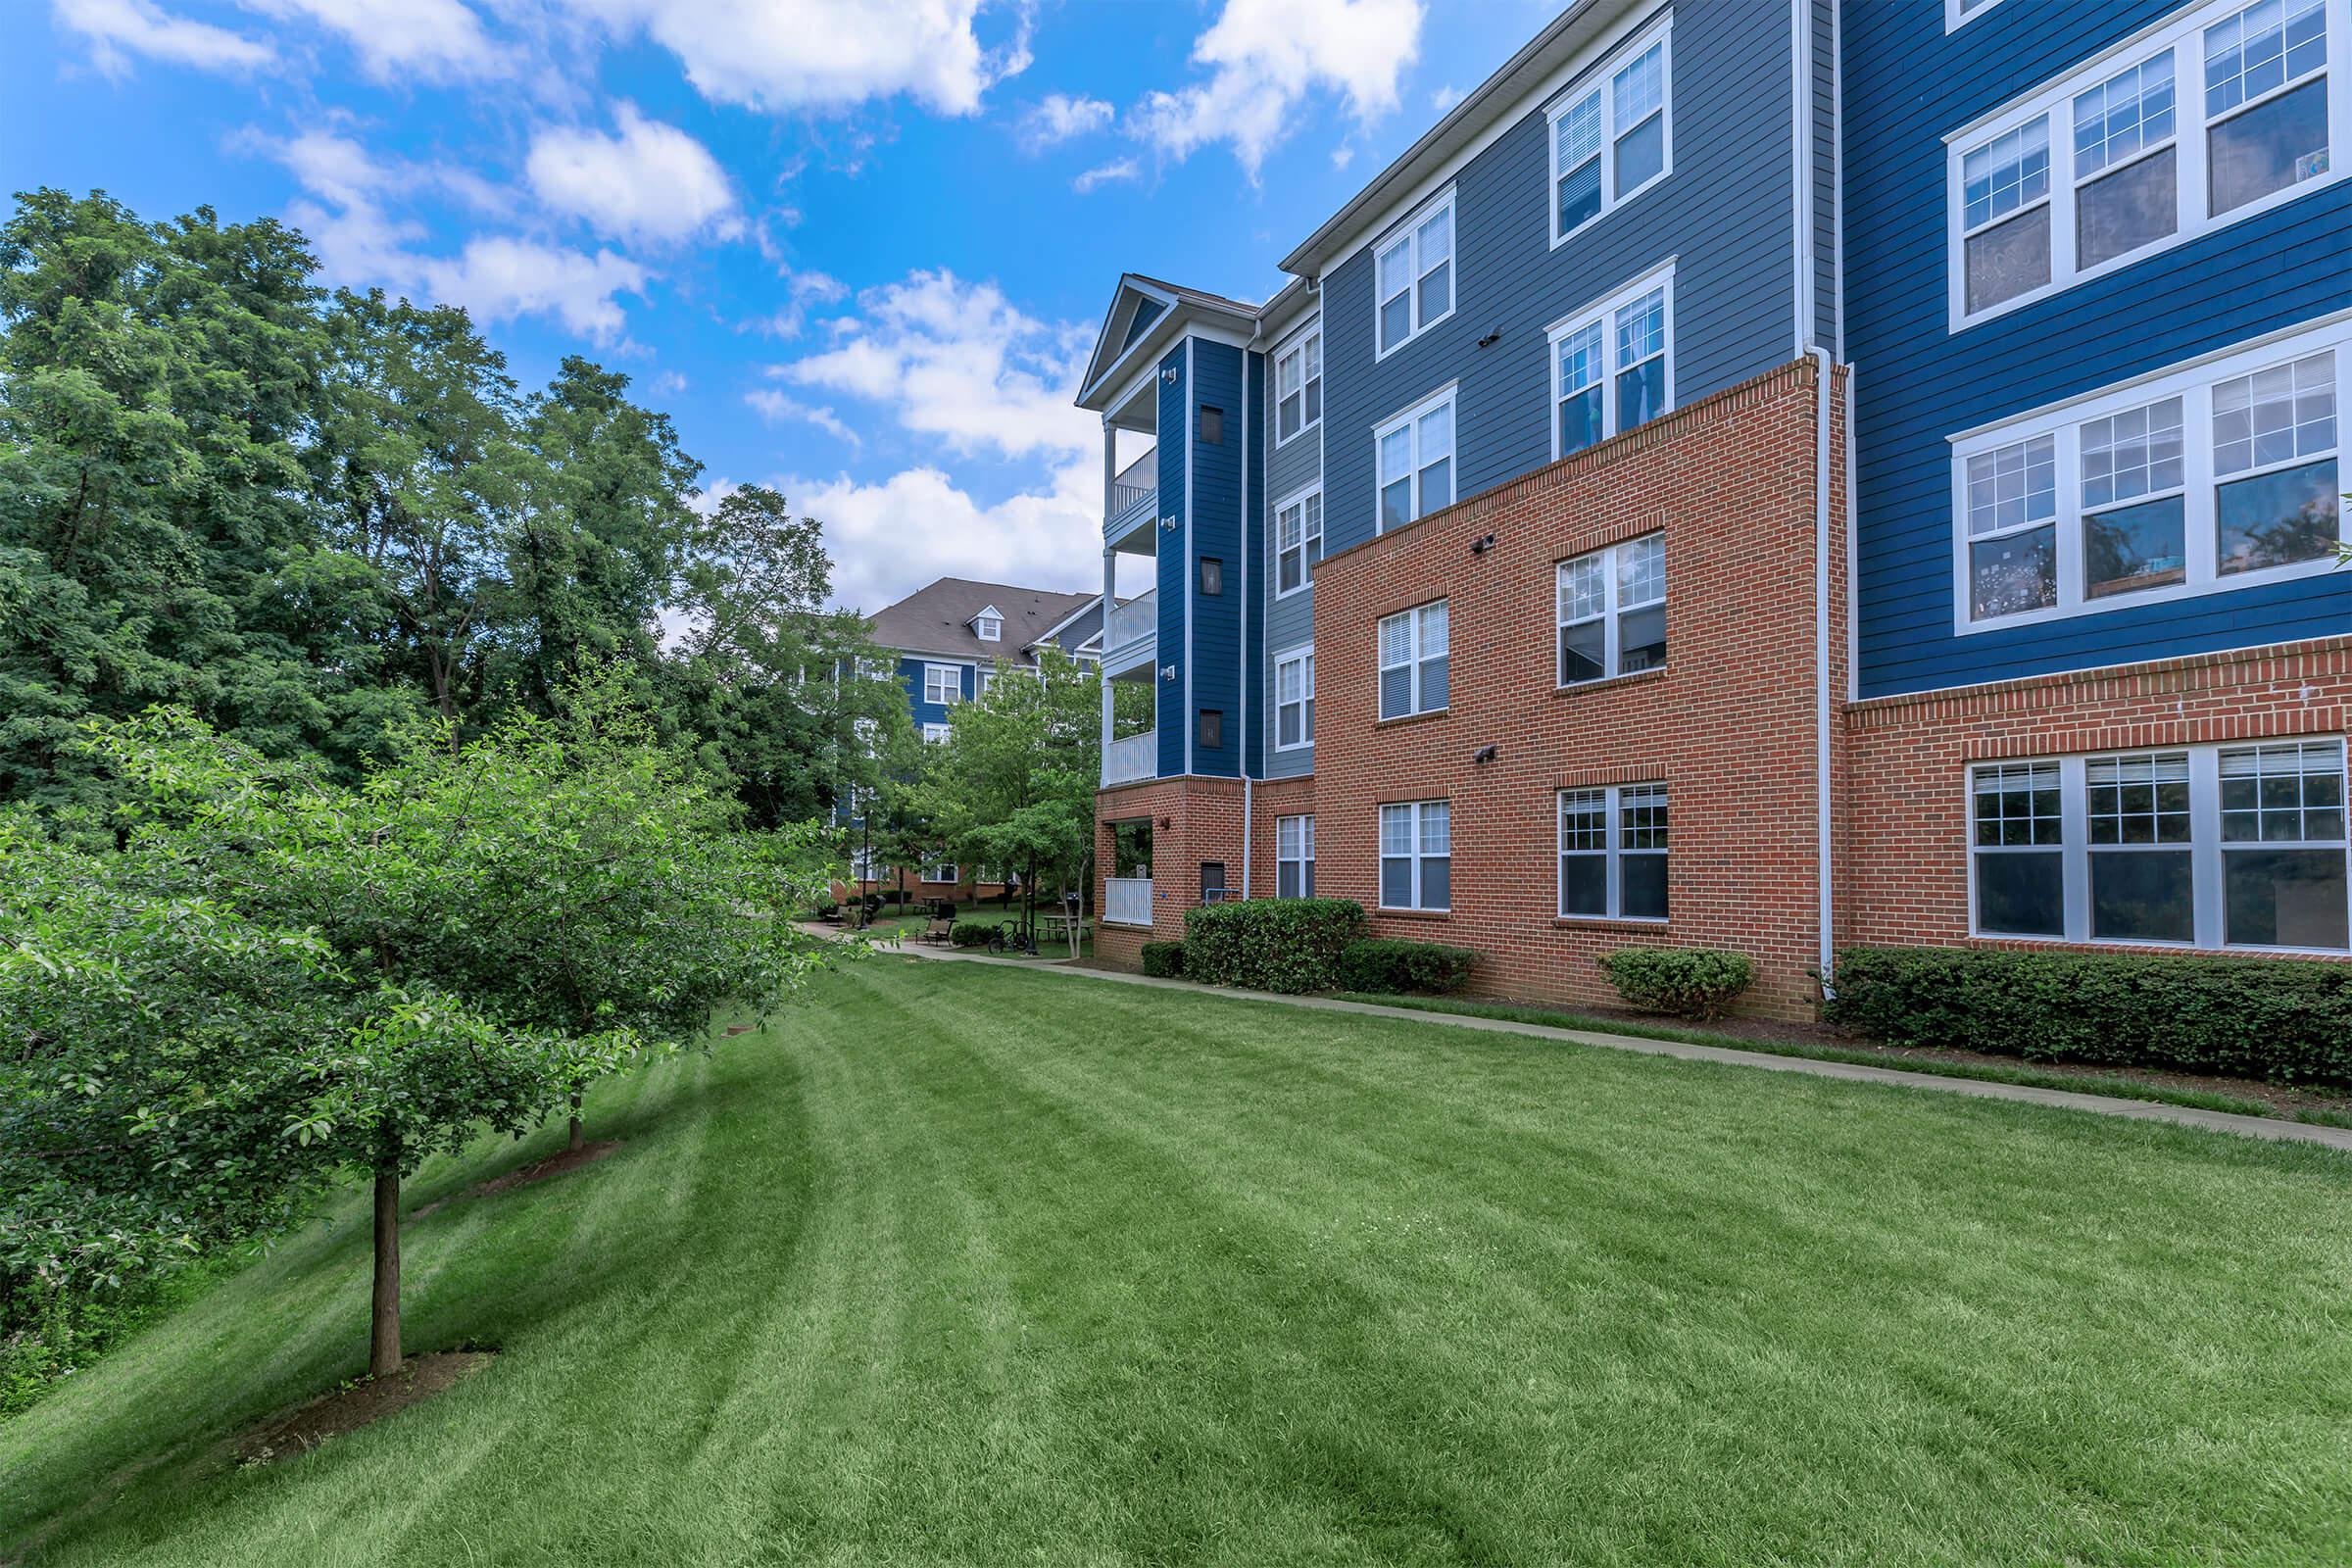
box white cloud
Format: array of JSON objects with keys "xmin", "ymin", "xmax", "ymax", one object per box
[
  {"xmin": 742, "ymin": 268, "xmax": 848, "ymax": 339},
  {"xmin": 54, "ymin": 0, "xmax": 274, "ymax": 75},
  {"xmin": 560, "ymin": 0, "xmax": 1024, "ymax": 115},
  {"xmin": 650, "ymin": 368, "xmax": 689, "ymax": 395},
  {"xmin": 264, "ymin": 131, "xmax": 648, "ymax": 342},
  {"xmin": 1330, "ymin": 144, "xmax": 1354, "ymax": 171},
  {"xmin": 746, "ymin": 387, "xmax": 859, "ymax": 446},
  {"xmin": 526, "ymin": 105, "xmax": 741, "ymax": 244},
  {"xmin": 1020, "ymin": 92, "xmax": 1112, "ymax": 148},
  {"xmin": 242, "ymin": 0, "xmax": 505, "ymax": 82},
  {"xmin": 791, "ymin": 462, "xmax": 1099, "ymax": 612},
  {"xmin": 775, "ymin": 269, "xmax": 1093, "ymax": 463},
  {"xmin": 1134, "ymin": 0, "xmax": 1422, "ymax": 176},
  {"xmin": 1072, "ymin": 158, "xmax": 1139, "ymax": 194},
  {"xmin": 1430, "ymin": 82, "xmax": 1462, "ymax": 114}
]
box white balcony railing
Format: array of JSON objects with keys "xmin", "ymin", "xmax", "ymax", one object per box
[
  {"xmin": 1103, "ymin": 588, "xmax": 1156, "ymax": 652},
  {"xmin": 1104, "ymin": 876, "xmax": 1153, "ymax": 927},
  {"xmin": 1111, "ymin": 448, "xmax": 1155, "ymax": 516},
  {"xmin": 1103, "ymin": 731, "xmax": 1155, "ymax": 786}
]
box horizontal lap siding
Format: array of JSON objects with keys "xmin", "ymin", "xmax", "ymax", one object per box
[
  {"xmin": 1843, "ymin": 0, "xmax": 2352, "ymax": 699},
  {"xmin": 1320, "ymin": 0, "xmax": 1798, "ymax": 566},
  {"xmin": 1263, "ymin": 321, "xmax": 1322, "ymax": 781},
  {"xmin": 1156, "ymin": 346, "xmax": 1189, "ymax": 780},
  {"xmin": 1192, "ymin": 340, "xmax": 1247, "ymax": 779}
]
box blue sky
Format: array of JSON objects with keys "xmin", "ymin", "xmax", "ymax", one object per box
[{"xmin": 9, "ymin": 0, "xmax": 1555, "ymax": 611}]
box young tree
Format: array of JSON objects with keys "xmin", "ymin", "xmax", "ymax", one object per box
[{"xmin": 77, "ymin": 691, "xmax": 837, "ymax": 1371}]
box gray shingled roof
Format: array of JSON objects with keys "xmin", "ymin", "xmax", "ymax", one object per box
[{"xmin": 865, "ymin": 577, "xmax": 1099, "ymax": 662}]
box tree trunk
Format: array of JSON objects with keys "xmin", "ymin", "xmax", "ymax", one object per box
[
  {"xmin": 568, "ymin": 1091, "xmax": 584, "ymax": 1152},
  {"xmin": 369, "ymin": 1163, "xmax": 402, "ymax": 1379}
]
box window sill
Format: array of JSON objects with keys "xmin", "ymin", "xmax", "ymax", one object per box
[
  {"xmin": 1553, "ymin": 665, "xmax": 1668, "ymax": 698},
  {"xmin": 1376, "ymin": 906, "xmax": 1453, "ymax": 921},
  {"xmin": 1375, "ymin": 708, "xmax": 1450, "ymax": 731},
  {"xmin": 1552, "ymin": 915, "xmax": 1670, "ymax": 933}
]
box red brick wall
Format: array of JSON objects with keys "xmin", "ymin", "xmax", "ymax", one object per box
[
  {"xmin": 1298, "ymin": 359, "xmax": 1845, "ymax": 1018},
  {"xmin": 1842, "ymin": 637, "xmax": 2352, "ymax": 954},
  {"xmin": 1094, "ymin": 774, "xmax": 1250, "ymax": 963}
]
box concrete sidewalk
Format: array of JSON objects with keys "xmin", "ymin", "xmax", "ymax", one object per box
[{"xmin": 825, "ymin": 932, "xmax": 2352, "ymax": 1152}]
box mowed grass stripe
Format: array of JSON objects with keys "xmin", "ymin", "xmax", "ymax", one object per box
[{"xmin": 6, "ymin": 959, "xmax": 2352, "ymax": 1566}]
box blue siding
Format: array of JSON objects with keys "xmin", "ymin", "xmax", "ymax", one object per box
[
  {"xmin": 1843, "ymin": 0, "xmax": 2352, "ymax": 698},
  {"xmin": 1244, "ymin": 347, "xmax": 1268, "ymax": 781},
  {"xmin": 898, "ymin": 653, "xmax": 971, "ymax": 730},
  {"xmin": 1190, "ymin": 339, "xmax": 1247, "ymax": 779},
  {"xmin": 1321, "ymin": 0, "xmax": 1800, "ymax": 557},
  {"xmin": 1155, "ymin": 343, "xmax": 1189, "ymax": 780},
  {"xmin": 1122, "ymin": 296, "xmax": 1164, "ymax": 351},
  {"xmin": 1262, "ymin": 316, "xmax": 1322, "ymax": 780}
]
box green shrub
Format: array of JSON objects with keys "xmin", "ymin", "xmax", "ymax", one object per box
[
  {"xmin": 950, "ymin": 921, "xmax": 997, "ymax": 949},
  {"xmin": 1140, "ymin": 941, "xmax": 1186, "ymax": 978},
  {"xmin": 1180, "ymin": 898, "xmax": 1369, "ymax": 992},
  {"xmin": 1335, "ymin": 938, "xmax": 1478, "ymax": 995},
  {"xmin": 1598, "ymin": 947, "xmax": 1756, "ymax": 1020},
  {"xmin": 1826, "ymin": 947, "xmax": 2352, "ymax": 1085}
]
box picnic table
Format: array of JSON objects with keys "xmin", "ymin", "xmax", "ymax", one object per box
[{"xmin": 1038, "ymin": 911, "xmax": 1089, "ymax": 947}]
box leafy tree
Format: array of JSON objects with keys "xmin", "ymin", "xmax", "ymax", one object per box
[{"xmin": 914, "ymin": 650, "xmax": 1105, "ymax": 950}]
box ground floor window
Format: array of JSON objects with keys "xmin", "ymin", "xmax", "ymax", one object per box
[
  {"xmin": 1970, "ymin": 739, "xmax": 2349, "ymax": 950},
  {"xmin": 922, "ymin": 861, "xmax": 960, "ymax": 885},
  {"xmin": 1557, "ymin": 783, "xmax": 1669, "ymax": 920},
  {"xmin": 850, "ymin": 850, "xmax": 889, "ymax": 883},
  {"xmin": 1277, "ymin": 814, "xmax": 1315, "ymax": 897},
  {"xmin": 1379, "ymin": 800, "xmax": 1449, "ymax": 910}
]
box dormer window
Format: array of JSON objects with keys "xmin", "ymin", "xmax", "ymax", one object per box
[{"xmin": 973, "ymin": 607, "xmax": 1004, "ymax": 642}]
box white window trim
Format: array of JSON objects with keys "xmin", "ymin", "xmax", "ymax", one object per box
[
  {"xmin": 1272, "ymin": 481, "xmax": 1323, "ymax": 600},
  {"xmin": 1372, "ymin": 186, "xmax": 1457, "ymax": 362},
  {"xmin": 1378, "ymin": 799, "xmax": 1451, "ymax": 912},
  {"xmin": 1273, "ymin": 642, "xmax": 1315, "ymax": 753},
  {"xmin": 1377, "ymin": 600, "xmax": 1449, "ymax": 720},
  {"xmin": 1944, "ymin": 0, "xmax": 2018, "ymax": 31},
  {"xmin": 1967, "ymin": 741, "xmax": 2351, "ymax": 954},
  {"xmin": 973, "ymin": 606, "xmax": 1004, "ymax": 642},
  {"xmin": 1947, "ymin": 0, "xmax": 2351, "ymax": 329},
  {"xmin": 1544, "ymin": 258, "xmax": 1678, "ymax": 459},
  {"xmin": 1372, "ymin": 381, "xmax": 1459, "ymax": 535},
  {"xmin": 922, "ymin": 721, "xmax": 951, "ymax": 745},
  {"xmin": 921, "ymin": 861, "xmax": 960, "ymax": 885},
  {"xmin": 1949, "ymin": 314, "xmax": 2352, "ymax": 634},
  {"xmin": 922, "ymin": 662, "xmax": 965, "ymax": 706},
  {"xmin": 1556, "ymin": 783, "xmax": 1671, "ymax": 922},
  {"xmin": 1545, "ymin": 13, "xmax": 1675, "ymax": 248},
  {"xmin": 1556, "ymin": 532, "xmax": 1668, "ymax": 687},
  {"xmin": 1273, "ymin": 318, "xmax": 1323, "ymax": 448},
  {"xmin": 1276, "ymin": 814, "xmax": 1316, "ymax": 899}
]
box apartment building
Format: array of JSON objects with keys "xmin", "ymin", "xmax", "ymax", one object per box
[{"xmin": 1079, "ymin": 0, "xmax": 2351, "ymax": 1017}]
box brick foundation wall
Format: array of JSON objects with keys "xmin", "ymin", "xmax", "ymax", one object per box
[
  {"xmin": 1842, "ymin": 637, "xmax": 2352, "ymax": 955},
  {"xmin": 1300, "ymin": 359, "xmax": 1846, "ymax": 1019},
  {"xmin": 1095, "ymin": 774, "xmax": 1251, "ymax": 962}
]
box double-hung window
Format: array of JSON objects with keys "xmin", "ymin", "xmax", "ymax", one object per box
[
  {"xmin": 922, "ymin": 722, "xmax": 951, "ymax": 745},
  {"xmin": 1275, "ymin": 487, "xmax": 1322, "ymax": 595},
  {"xmin": 922, "ymin": 861, "xmax": 960, "ymax": 885},
  {"xmin": 1955, "ymin": 320, "xmax": 2346, "ymax": 628},
  {"xmin": 1558, "ymin": 784, "xmax": 1669, "ymax": 920},
  {"xmin": 974, "ymin": 613, "xmax": 1002, "ymax": 642},
  {"xmin": 1379, "ymin": 800, "xmax": 1450, "ymax": 910},
  {"xmin": 1375, "ymin": 190, "xmax": 1454, "ymax": 356},
  {"xmin": 1274, "ymin": 645, "xmax": 1314, "ymax": 750},
  {"xmin": 1275, "ymin": 325, "xmax": 1322, "ymax": 443},
  {"xmin": 1276, "ymin": 814, "xmax": 1316, "ymax": 898},
  {"xmin": 923, "ymin": 662, "xmax": 961, "ymax": 706},
  {"xmin": 1548, "ymin": 19, "xmax": 1673, "ymax": 243},
  {"xmin": 1377, "ymin": 601, "xmax": 1448, "ymax": 719},
  {"xmin": 1547, "ymin": 264, "xmax": 1675, "ymax": 458},
  {"xmin": 1556, "ymin": 533, "xmax": 1666, "ymax": 684},
  {"xmin": 1971, "ymin": 742, "xmax": 2349, "ymax": 950},
  {"xmin": 1950, "ymin": 0, "xmax": 2342, "ymax": 325},
  {"xmin": 1375, "ymin": 387, "xmax": 1456, "ymax": 531}
]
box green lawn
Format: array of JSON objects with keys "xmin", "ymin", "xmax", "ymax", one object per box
[
  {"xmin": 9, "ymin": 960, "xmax": 2352, "ymax": 1565},
  {"xmin": 847, "ymin": 900, "xmax": 1092, "ymax": 958}
]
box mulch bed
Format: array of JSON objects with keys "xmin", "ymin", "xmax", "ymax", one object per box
[{"xmin": 235, "ymin": 1351, "xmax": 495, "ymax": 1465}]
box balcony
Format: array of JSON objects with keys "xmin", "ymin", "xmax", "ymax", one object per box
[
  {"xmin": 1102, "ymin": 587, "xmax": 1156, "ymax": 674},
  {"xmin": 1106, "ymin": 447, "xmax": 1156, "ymax": 545},
  {"xmin": 1104, "ymin": 876, "xmax": 1153, "ymax": 927},
  {"xmin": 1103, "ymin": 730, "xmax": 1156, "ymax": 786}
]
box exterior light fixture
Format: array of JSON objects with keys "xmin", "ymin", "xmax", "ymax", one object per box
[{"xmin": 1159, "ymin": 664, "xmax": 1178, "ymax": 681}]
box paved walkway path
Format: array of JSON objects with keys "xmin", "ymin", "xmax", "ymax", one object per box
[{"xmin": 803, "ymin": 926, "xmax": 2352, "ymax": 1152}]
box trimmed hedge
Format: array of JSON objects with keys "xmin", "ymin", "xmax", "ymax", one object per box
[
  {"xmin": 1335, "ymin": 938, "xmax": 1478, "ymax": 995},
  {"xmin": 1598, "ymin": 947, "xmax": 1756, "ymax": 1021},
  {"xmin": 1826, "ymin": 946, "xmax": 2352, "ymax": 1085},
  {"xmin": 1140, "ymin": 941, "xmax": 1186, "ymax": 978},
  {"xmin": 950, "ymin": 921, "xmax": 998, "ymax": 949},
  {"xmin": 1181, "ymin": 898, "xmax": 1368, "ymax": 993}
]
